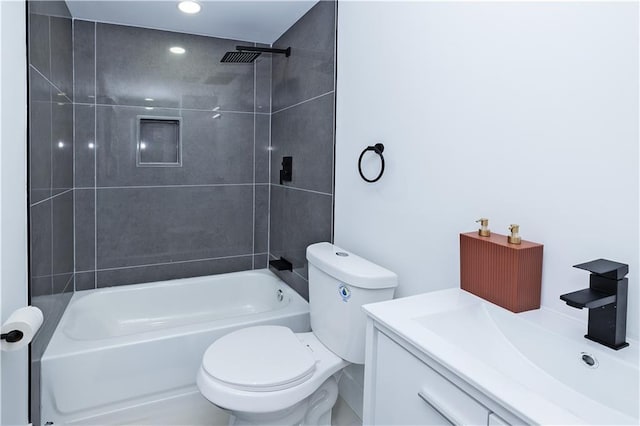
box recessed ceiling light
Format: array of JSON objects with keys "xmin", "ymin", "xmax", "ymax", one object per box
[
  {"xmin": 144, "ymin": 98, "xmax": 154, "ymax": 102},
  {"xmin": 178, "ymin": 1, "xmax": 201, "ymax": 14},
  {"xmin": 170, "ymin": 46, "xmax": 186, "ymax": 54}
]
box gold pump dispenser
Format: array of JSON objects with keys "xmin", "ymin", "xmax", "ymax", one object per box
[
  {"xmin": 508, "ymin": 224, "xmax": 521, "ymax": 245},
  {"xmin": 476, "ymin": 218, "xmax": 490, "ymax": 237}
]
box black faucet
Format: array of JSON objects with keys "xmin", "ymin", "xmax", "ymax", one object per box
[{"xmin": 560, "ymin": 259, "xmax": 629, "ymax": 350}]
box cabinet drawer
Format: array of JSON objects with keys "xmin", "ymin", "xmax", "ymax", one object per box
[{"xmin": 372, "ymin": 332, "xmax": 490, "ymax": 425}]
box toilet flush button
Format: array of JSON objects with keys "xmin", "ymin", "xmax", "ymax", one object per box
[{"xmin": 336, "ymin": 252, "xmax": 349, "ymax": 257}]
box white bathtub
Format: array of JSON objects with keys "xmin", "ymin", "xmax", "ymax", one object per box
[{"xmin": 40, "ymin": 270, "xmax": 310, "ymax": 425}]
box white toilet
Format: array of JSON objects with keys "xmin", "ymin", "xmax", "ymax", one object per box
[{"xmin": 197, "ymin": 242, "xmax": 398, "ymax": 425}]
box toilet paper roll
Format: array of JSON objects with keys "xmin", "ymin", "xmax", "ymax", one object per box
[{"xmin": 1, "ymin": 306, "xmax": 43, "ymax": 351}]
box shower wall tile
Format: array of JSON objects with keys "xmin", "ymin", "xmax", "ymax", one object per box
[
  {"xmin": 28, "ymin": 4, "xmax": 74, "ymax": 426},
  {"xmin": 95, "ymin": 23, "xmax": 254, "ymax": 111},
  {"xmin": 28, "ymin": 11, "xmax": 50, "ymax": 78},
  {"xmin": 255, "ymin": 52, "xmax": 272, "ymax": 114},
  {"xmin": 50, "ymin": 16, "xmax": 73, "ymax": 99},
  {"xmin": 51, "ymin": 101, "xmax": 74, "ymax": 193},
  {"xmin": 31, "ymin": 276, "xmax": 52, "ymax": 298},
  {"xmin": 29, "ymin": 69, "xmax": 52, "ymax": 204},
  {"xmin": 52, "ymin": 191, "xmax": 74, "ymax": 275},
  {"xmin": 74, "ymin": 189, "xmax": 95, "ymax": 272},
  {"xmin": 268, "ymin": 0, "xmax": 336, "ymax": 296},
  {"xmin": 72, "ymin": 21, "xmax": 271, "ymax": 288},
  {"xmin": 74, "ymin": 104, "xmax": 96, "ymax": 188},
  {"xmin": 96, "ymin": 186, "xmax": 254, "ymax": 269},
  {"xmin": 271, "ymin": 93, "xmax": 334, "ymax": 194},
  {"xmin": 97, "ymin": 255, "xmax": 253, "ymax": 288},
  {"xmin": 29, "ymin": 0, "xmax": 71, "ymax": 18},
  {"xmin": 30, "ymin": 200, "xmax": 52, "ymax": 278},
  {"xmin": 73, "ymin": 20, "xmax": 96, "ymax": 104},
  {"xmin": 74, "ymin": 271, "xmax": 96, "ymax": 291},
  {"xmin": 272, "ymin": 0, "xmax": 336, "ymax": 112},
  {"xmin": 254, "ymin": 254, "xmax": 268, "ymax": 270},
  {"xmin": 95, "ymin": 106, "xmax": 255, "ymax": 187},
  {"xmin": 254, "ymin": 184, "xmax": 269, "ymax": 254},
  {"xmin": 270, "ymin": 185, "xmax": 332, "ymax": 280},
  {"xmin": 53, "ymin": 273, "xmax": 74, "ymax": 294},
  {"xmin": 255, "ymin": 114, "xmax": 270, "ymax": 184}
]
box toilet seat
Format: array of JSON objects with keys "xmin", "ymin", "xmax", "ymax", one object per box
[
  {"xmin": 201, "ymin": 326, "xmax": 316, "ymax": 392},
  {"xmin": 198, "ymin": 330, "xmax": 349, "ymax": 413}
]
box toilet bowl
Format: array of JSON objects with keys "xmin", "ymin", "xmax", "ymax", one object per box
[
  {"xmin": 197, "ymin": 242, "xmax": 397, "ymax": 425},
  {"xmin": 197, "ymin": 327, "xmax": 348, "ymax": 425}
]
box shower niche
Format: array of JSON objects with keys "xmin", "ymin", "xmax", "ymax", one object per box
[{"xmin": 136, "ymin": 116, "xmax": 182, "ymax": 167}]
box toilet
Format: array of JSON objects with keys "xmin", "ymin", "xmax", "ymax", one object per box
[{"xmin": 197, "ymin": 242, "xmax": 398, "ymax": 425}]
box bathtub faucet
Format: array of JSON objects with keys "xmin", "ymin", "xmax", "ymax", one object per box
[{"xmin": 560, "ymin": 259, "xmax": 629, "ymax": 350}]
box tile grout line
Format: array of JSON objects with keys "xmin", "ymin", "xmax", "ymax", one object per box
[
  {"xmin": 251, "ymin": 44, "xmax": 257, "ymax": 270},
  {"xmin": 48, "ymin": 15, "xmax": 54, "ymax": 297},
  {"xmin": 267, "ymin": 53, "xmax": 272, "ymax": 270},
  {"xmin": 76, "ymin": 101, "xmax": 268, "ymax": 115},
  {"xmin": 32, "ymin": 271, "xmax": 75, "ymax": 280},
  {"xmin": 271, "ymin": 90, "xmax": 334, "ymax": 115},
  {"xmin": 72, "ymin": 17, "xmax": 77, "ymax": 291},
  {"xmin": 60, "ymin": 273, "xmax": 74, "ymax": 294},
  {"xmin": 78, "ymin": 252, "xmax": 264, "ymax": 274},
  {"xmin": 29, "ymin": 64, "xmax": 73, "ymax": 104},
  {"xmin": 76, "ymin": 183, "xmax": 256, "ymax": 190},
  {"xmin": 271, "ymin": 183, "xmax": 332, "ymax": 197},
  {"xmin": 331, "ymin": 0, "xmax": 338, "ymax": 244},
  {"xmin": 30, "ymin": 188, "xmax": 74, "ymax": 207},
  {"xmin": 93, "ymin": 20, "xmax": 97, "ymax": 289}
]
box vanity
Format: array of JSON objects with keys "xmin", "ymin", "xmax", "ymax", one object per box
[{"xmin": 362, "ymin": 289, "xmax": 639, "ymax": 425}]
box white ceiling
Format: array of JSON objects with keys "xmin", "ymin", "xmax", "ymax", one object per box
[{"xmin": 65, "ymin": 0, "xmax": 318, "ymax": 44}]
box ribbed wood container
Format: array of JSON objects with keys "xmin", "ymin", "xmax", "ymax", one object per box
[{"xmin": 460, "ymin": 232, "xmax": 543, "ymax": 313}]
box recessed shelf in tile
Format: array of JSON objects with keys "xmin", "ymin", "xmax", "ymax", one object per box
[{"xmin": 137, "ymin": 116, "xmax": 182, "ymax": 167}]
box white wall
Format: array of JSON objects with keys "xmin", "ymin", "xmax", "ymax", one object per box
[
  {"xmin": 0, "ymin": 1, "xmax": 29, "ymax": 424},
  {"xmin": 335, "ymin": 1, "xmax": 638, "ymax": 340}
]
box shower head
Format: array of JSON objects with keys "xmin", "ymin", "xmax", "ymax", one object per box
[
  {"xmin": 221, "ymin": 51, "xmax": 262, "ymax": 63},
  {"xmin": 220, "ymin": 45, "xmax": 291, "ymax": 63}
]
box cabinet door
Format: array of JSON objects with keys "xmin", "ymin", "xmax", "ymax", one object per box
[{"xmin": 372, "ymin": 332, "xmax": 490, "ymax": 425}]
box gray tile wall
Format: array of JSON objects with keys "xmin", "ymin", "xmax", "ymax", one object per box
[
  {"xmin": 73, "ymin": 21, "xmax": 272, "ymax": 288},
  {"xmin": 268, "ymin": 0, "xmax": 337, "ymax": 299},
  {"xmin": 27, "ymin": 2, "xmax": 74, "ymax": 424}
]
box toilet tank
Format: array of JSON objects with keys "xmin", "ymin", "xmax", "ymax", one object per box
[{"xmin": 306, "ymin": 242, "xmax": 398, "ymax": 364}]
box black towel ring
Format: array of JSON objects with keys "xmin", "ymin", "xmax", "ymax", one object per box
[{"xmin": 358, "ymin": 143, "xmax": 385, "ymax": 183}]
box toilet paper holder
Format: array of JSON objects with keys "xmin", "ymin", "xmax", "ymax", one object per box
[{"xmin": 1, "ymin": 330, "xmax": 23, "ymax": 343}]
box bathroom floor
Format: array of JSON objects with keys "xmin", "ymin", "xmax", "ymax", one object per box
[{"xmin": 69, "ymin": 391, "xmax": 361, "ymax": 425}]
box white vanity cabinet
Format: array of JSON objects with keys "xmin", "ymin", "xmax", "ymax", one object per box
[
  {"xmin": 362, "ymin": 289, "xmax": 638, "ymax": 425},
  {"xmin": 363, "ymin": 321, "xmax": 524, "ymax": 426}
]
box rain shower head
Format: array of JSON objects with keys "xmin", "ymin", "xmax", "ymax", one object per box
[
  {"xmin": 220, "ymin": 45, "xmax": 291, "ymax": 63},
  {"xmin": 221, "ymin": 51, "xmax": 262, "ymax": 63}
]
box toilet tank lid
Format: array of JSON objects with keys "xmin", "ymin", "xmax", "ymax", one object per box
[{"xmin": 306, "ymin": 242, "xmax": 398, "ymax": 289}]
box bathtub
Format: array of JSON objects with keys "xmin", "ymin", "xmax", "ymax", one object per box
[{"xmin": 40, "ymin": 269, "xmax": 310, "ymax": 425}]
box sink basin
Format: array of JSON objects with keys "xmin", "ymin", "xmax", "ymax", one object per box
[
  {"xmin": 414, "ymin": 302, "xmax": 639, "ymax": 423},
  {"xmin": 363, "ymin": 288, "xmax": 639, "ymax": 425}
]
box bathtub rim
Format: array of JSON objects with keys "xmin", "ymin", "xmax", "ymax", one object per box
[{"xmin": 42, "ymin": 269, "xmax": 309, "ymax": 360}]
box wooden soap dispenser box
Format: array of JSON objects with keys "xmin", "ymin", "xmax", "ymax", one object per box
[{"xmin": 460, "ymin": 219, "xmax": 543, "ymax": 313}]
